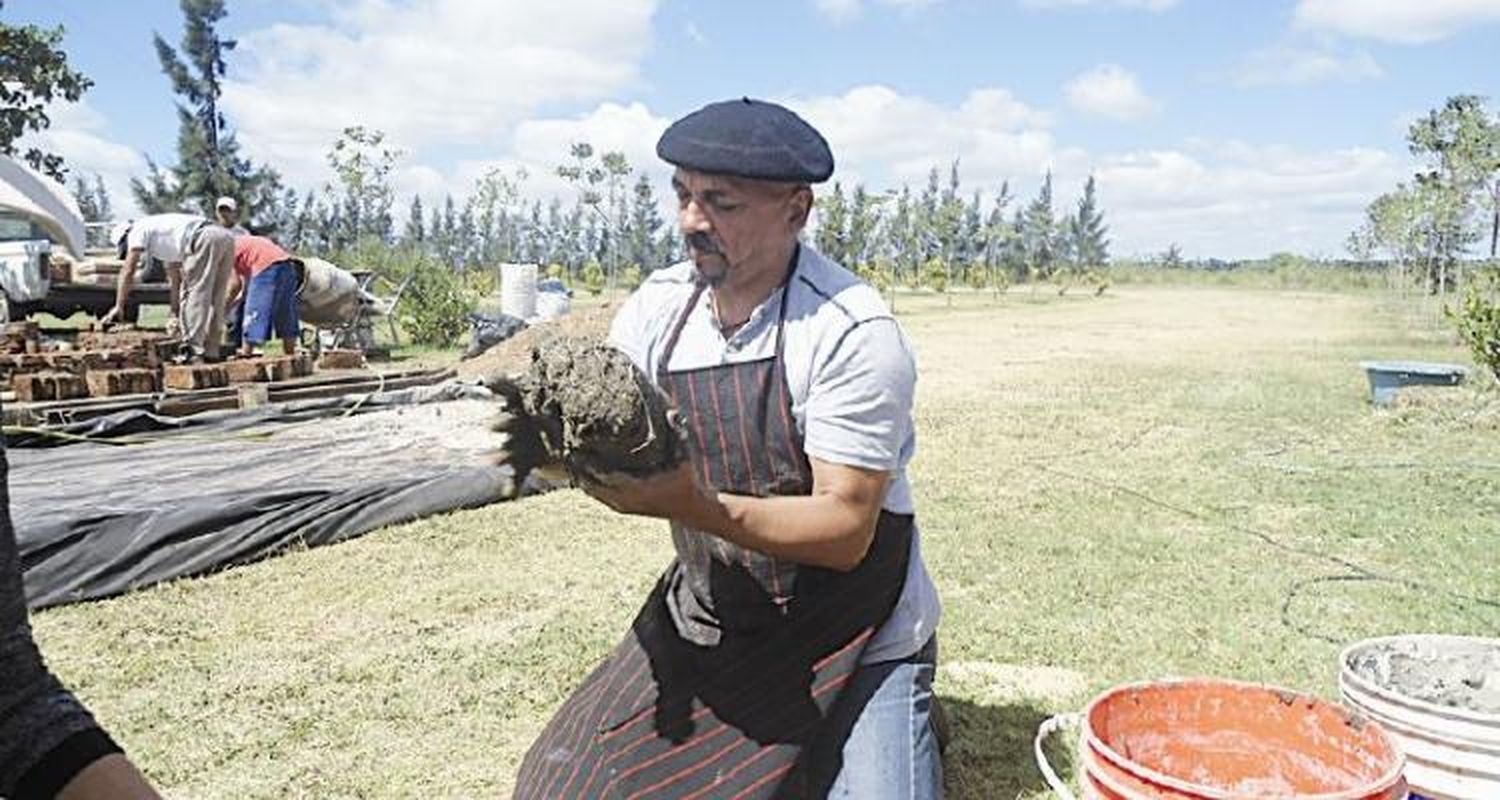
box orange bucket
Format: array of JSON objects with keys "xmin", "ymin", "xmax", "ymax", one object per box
[{"xmin": 1039, "ymin": 678, "xmax": 1409, "ymax": 799}]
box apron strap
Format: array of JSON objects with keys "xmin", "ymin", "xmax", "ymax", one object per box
[{"xmin": 657, "ymin": 245, "xmax": 801, "ymax": 381}]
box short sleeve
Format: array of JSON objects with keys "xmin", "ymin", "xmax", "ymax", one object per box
[
  {"xmin": 801, "ymin": 318, "xmax": 915, "ymax": 472},
  {"xmin": 125, "ymin": 224, "xmax": 149, "ymax": 253},
  {"xmin": 607, "ymin": 286, "xmax": 652, "ymax": 373}
]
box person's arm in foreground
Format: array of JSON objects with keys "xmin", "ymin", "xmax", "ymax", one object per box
[
  {"xmin": 589, "ymin": 457, "xmax": 889, "ymax": 572},
  {"xmin": 0, "ymin": 444, "xmax": 161, "ymax": 800}
]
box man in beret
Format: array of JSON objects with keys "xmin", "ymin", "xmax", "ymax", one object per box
[{"xmin": 515, "ymin": 98, "xmax": 943, "ymax": 799}]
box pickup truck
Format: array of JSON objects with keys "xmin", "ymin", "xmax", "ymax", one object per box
[{"xmin": 0, "ymin": 237, "xmax": 169, "ymax": 325}]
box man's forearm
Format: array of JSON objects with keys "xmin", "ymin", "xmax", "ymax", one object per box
[{"xmin": 685, "ymin": 491, "xmax": 879, "ymax": 572}]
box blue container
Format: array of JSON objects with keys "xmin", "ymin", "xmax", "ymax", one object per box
[{"xmin": 1359, "ymin": 360, "xmax": 1468, "ymax": 407}]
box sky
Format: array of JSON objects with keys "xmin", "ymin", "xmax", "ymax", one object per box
[{"xmin": 16, "ymin": 0, "xmax": 1500, "ymax": 259}]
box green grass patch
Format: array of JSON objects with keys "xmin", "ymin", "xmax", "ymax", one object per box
[{"xmin": 29, "ymin": 284, "xmax": 1497, "ymax": 798}]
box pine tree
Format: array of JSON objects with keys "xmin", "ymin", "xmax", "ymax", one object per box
[
  {"xmin": 847, "ymin": 184, "xmax": 881, "ymax": 268},
  {"xmin": 960, "ymin": 189, "xmax": 984, "ymax": 285},
  {"xmin": 815, "ymin": 182, "xmax": 849, "ymax": 264},
  {"xmin": 457, "ymin": 201, "xmax": 477, "ymax": 269},
  {"xmin": 1072, "ymin": 175, "xmax": 1110, "ymax": 270},
  {"xmin": 983, "ymin": 181, "xmax": 1013, "ymax": 270},
  {"xmin": 917, "ymin": 167, "xmax": 941, "ymax": 263},
  {"xmin": 1022, "ymin": 170, "xmax": 1057, "ymax": 281},
  {"xmin": 289, "ymin": 189, "xmax": 320, "ymax": 252},
  {"xmin": 404, "ymin": 195, "xmax": 426, "ymax": 244},
  {"xmin": 887, "ymin": 186, "xmax": 918, "ymax": 284},
  {"xmin": 626, "ymin": 174, "xmax": 664, "ymax": 271},
  {"xmin": 428, "ymin": 204, "xmax": 444, "ymax": 260},
  {"xmin": 132, "ymin": 0, "xmax": 281, "ymax": 222},
  {"xmin": 559, "ymin": 201, "xmax": 585, "ymax": 277},
  {"xmin": 1003, "ymin": 207, "xmax": 1027, "ymax": 282},
  {"xmin": 438, "ymin": 195, "xmax": 458, "ymax": 268}
]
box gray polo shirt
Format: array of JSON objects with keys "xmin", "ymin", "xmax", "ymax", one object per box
[{"xmin": 608, "ymin": 245, "xmax": 940, "ymax": 664}]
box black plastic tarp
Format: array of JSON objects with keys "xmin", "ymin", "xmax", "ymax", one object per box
[{"xmin": 9, "ymin": 384, "xmax": 517, "ymax": 609}]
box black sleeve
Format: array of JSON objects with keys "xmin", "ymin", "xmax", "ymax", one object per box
[{"xmin": 0, "ymin": 424, "xmax": 119, "ymax": 797}]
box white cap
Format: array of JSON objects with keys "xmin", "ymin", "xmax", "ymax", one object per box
[{"xmin": 215, "ymin": 196, "xmax": 238, "ymax": 212}]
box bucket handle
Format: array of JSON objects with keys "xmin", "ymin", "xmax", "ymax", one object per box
[{"xmin": 1034, "ymin": 712, "xmax": 1081, "ymax": 800}]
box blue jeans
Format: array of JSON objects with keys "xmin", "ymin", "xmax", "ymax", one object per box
[{"xmin": 827, "ymin": 637, "xmax": 943, "ymax": 799}]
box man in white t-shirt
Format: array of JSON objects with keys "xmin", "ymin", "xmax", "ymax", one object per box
[
  {"xmin": 106, "ymin": 213, "xmax": 236, "ymax": 361},
  {"xmin": 515, "ymin": 98, "xmax": 942, "ymax": 800}
]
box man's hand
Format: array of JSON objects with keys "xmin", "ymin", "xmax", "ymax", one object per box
[
  {"xmin": 164, "ymin": 315, "xmax": 182, "ymax": 337},
  {"xmin": 583, "ymin": 461, "xmax": 717, "ymax": 525}
]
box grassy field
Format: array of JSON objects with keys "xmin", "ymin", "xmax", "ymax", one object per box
[{"xmin": 29, "ymin": 284, "xmax": 1500, "ymax": 799}]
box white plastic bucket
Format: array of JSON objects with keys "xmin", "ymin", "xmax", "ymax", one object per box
[
  {"xmin": 1341, "ymin": 635, "xmax": 1500, "ymax": 800},
  {"xmin": 501, "ymin": 263, "xmax": 538, "ymax": 320}
]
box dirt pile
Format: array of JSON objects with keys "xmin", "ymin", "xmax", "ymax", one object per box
[
  {"xmin": 486, "ymin": 335, "xmax": 685, "ymax": 494},
  {"xmin": 455, "ymin": 304, "xmax": 615, "ymax": 380}
]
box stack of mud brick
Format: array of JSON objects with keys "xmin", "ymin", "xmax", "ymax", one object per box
[
  {"xmin": 316, "ymin": 348, "xmax": 365, "ymax": 370},
  {"xmin": 164, "ymin": 355, "xmax": 313, "ymax": 391},
  {"xmin": 7, "ymin": 325, "xmax": 326, "ymax": 404},
  {"xmin": 5, "ymin": 329, "xmax": 175, "ymax": 403}
]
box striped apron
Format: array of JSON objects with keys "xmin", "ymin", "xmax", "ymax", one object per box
[{"xmin": 513, "ymin": 266, "xmax": 913, "ymax": 799}]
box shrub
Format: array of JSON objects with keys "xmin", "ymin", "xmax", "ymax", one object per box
[
  {"xmin": 854, "ymin": 261, "xmax": 888, "ymax": 291},
  {"xmin": 582, "ymin": 260, "xmax": 605, "ymax": 296},
  {"xmin": 397, "ymin": 255, "xmax": 475, "ymax": 347},
  {"xmin": 464, "ymin": 267, "xmax": 498, "ymax": 300},
  {"xmin": 620, "ymin": 264, "xmax": 643, "ymax": 291},
  {"xmin": 1448, "ymin": 263, "xmax": 1500, "ymax": 380},
  {"xmin": 965, "ymin": 263, "xmax": 990, "ymax": 291},
  {"xmin": 922, "ymin": 257, "xmax": 949, "ymax": 293}
]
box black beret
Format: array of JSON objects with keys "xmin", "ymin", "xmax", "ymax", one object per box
[{"xmin": 657, "ymin": 98, "xmax": 834, "ymax": 183}]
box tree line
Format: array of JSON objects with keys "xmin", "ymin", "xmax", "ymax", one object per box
[
  {"xmin": 1349, "ymin": 94, "xmax": 1500, "ymax": 294},
  {"xmin": 46, "ymin": 0, "xmax": 1115, "ymax": 296}
]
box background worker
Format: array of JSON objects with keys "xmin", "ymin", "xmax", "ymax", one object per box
[
  {"xmin": 213, "ymin": 196, "xmax": 249, "ymax": 237},
  {"xmin": 226, "ymin": 234, "xmax": 300, "ymax": 357},
  {"xmin": 106, "ymin": 213, "xmax": 235, "ymax": 362}
]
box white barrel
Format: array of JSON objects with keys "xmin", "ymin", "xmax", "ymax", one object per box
[
  {"xmin": 298, "ymin": 257, "xmax": 363, "ymax": 325},
  {"xmin": 1341, "ymin": 635, "xmax": 1500, "ymax": 800},
  {"xmin": 501, "ymin": 263, "xmax": 538, "ymax": 320}
]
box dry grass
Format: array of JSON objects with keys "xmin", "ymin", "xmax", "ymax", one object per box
[{"xmin": 29, "ymin": 285, "xmax": 1500, "ymax": 799}]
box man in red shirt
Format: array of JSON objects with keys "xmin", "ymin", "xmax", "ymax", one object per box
[{"xmin": 228, "ymin": 235, "xmax": 301, "ymax": 357}]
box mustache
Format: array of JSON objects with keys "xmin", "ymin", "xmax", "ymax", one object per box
[{"xmin": 686, "ymin": 233, "xmax": 722, "ymax": 255}]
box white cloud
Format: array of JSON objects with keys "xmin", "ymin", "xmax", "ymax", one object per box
[
  {"xmin": 222, "ymin": 0, "xmax": 658, "ymax": 189},
  {"xmin": 773, "ymin": 86, "xmax": 1405, "ymax": 258},
  {"xmin": 379, "ymin": 100, "xmax": 671, "ymax": 218},
  {"xmin": 790, "ymin": 85, "xmax": 1068, "ymax": 189},
  {"xmin": 1293, "ymin": 0, "xmax": 1500, "ymax": 43},
  {"xmin": 1095, "ymin": 141, "xmax": 1407, "ymax": 257},
  {"xmin": 23, "ymin": 100, "xmax": 149, "ymax": 219},
  {"xmin": 1064, "ymin": 65, "xmax": 1159, "ymax": 120},
  {"xmin": 1022, "ymin": 0, "xmax": 1179, "ymax": 11},
  {"xmin": 1232, "ymin": 44, "xmax": 1383, "ymax": 87},
  {"xmin": 814, "ymin": 0, "xmax": 941, "ymax": 21}
]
